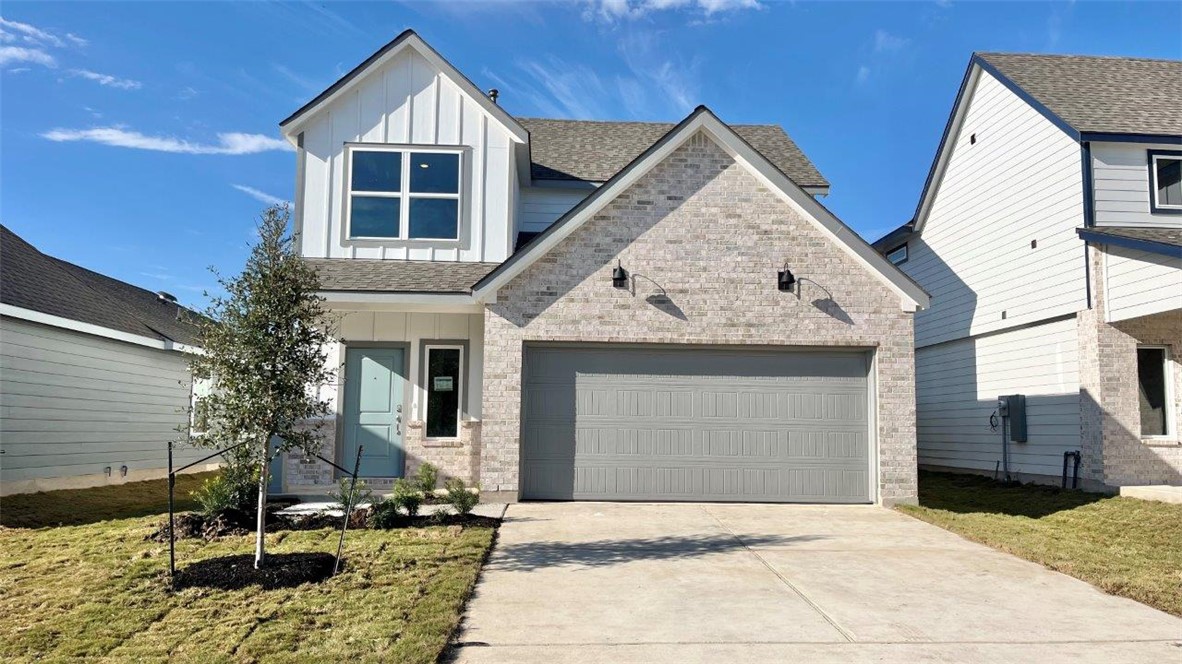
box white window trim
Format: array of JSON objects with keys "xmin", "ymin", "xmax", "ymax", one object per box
[
  {"xmin": 344, "ymin": 144, "xmax": 464, "ymax": 242},
  {"xmin": 1137, "ymin": 344, "xmax": 1175, "ymax": 440},
  {"xmin": 424, "ymin": 344, "xmax": 464, "ymax": 440},
  {"xmin": 1149, "ymin": 153, "xmax": 1182, "ymax": 211},
  {"xmin": 886, "ymin": 243, "xmax": 908, "ymax": 266}
]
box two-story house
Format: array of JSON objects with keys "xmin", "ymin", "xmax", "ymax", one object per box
[
  {"xmin": 271, "ymin": 30, "xmax": 930, "ymax": 505},
  {"xmin": 874, "ymin": 53, "xmax": 1182, "ymax": 491}
]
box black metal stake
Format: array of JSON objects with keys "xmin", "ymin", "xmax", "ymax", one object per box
[
  {"xmin": 168, "ymin": 441, "xmax": 175, "ymax": 580},
  {"xmin": 333, "ymin": 445, "xmax": 363, "ymax": 576}
]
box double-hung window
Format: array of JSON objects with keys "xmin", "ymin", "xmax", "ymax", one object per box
[
  {"xmin": 424, "ymin": 344, "xmax": 464, "ymax": 439},
  {"xmin": 347, "ymin": 146, "xmax": 463, "ymax": 240},
  {"xmin": 1148, "ymin": 150, "xmax": 1182, "ymax": 214}
]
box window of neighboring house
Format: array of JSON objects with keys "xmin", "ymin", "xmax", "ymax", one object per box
[
  {"xmin": 1136, "ymin": 346, "xmax": 1172, "ymax": 437},
  {"xmin": 425, "ymin": 345, "xmax": 463, "ymax": 438},
  {"xmin": 886, "ymin": 244, "xmax": 908, "ymax": 265},
  {"xmin": 1148, "ymin": 150, "xmax": 1182, "ymax": 213},
  {"xmin": 346, "ymin": 146, "xmax": 462, "ymax": 240},
  {"xmin": 190, "ymin": 381, "xmax": 212, "ymax": 437}
]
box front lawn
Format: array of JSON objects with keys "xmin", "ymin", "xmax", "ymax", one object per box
[
  {"xmin": 0, "ymin": 475, "xmax": 496, "ymax": 663},
  {"xmin": 899, "ymin": 471, "xmax": 1182, "ymax": 617}
]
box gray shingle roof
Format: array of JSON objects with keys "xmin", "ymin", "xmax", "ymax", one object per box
[
  {"xmin": 1078, "ymin": 226, "xmax": 1182, "ymax": 249},
  {"xmin": 979, "ymin": 53, "xmax": 1182, "ymax": 136},
  {"xmin": 305, "ymin": 258, "xmax": 500, "ymax": 293},
  {"xmin": 1, "ymin": 225, "xmax": 202, "ymax": 345},
  {"xmin": 518, "ymin": 117, "xmax": 829, "ymax": 188}
]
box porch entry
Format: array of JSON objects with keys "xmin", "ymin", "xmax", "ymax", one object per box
[{"xmin": 343, "ymin": 346, "xmax": 406, "ymax": 477}]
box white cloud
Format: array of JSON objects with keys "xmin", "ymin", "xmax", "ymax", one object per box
[
  {"xmin": 0, "ymin": 16, "xmax": 65, "ymax": 47},
  {"xmin": 70, "ymin": 68, "xmax": 141, "ymax": 90},
  {"xmin": 855, "ymin": 65, "xmax": 870, "ymax": 85},
  {"xmin": 65, "ymin": 33, "xmax": 87, "ymax": 47},
  {"xmin": 585, "ymin": 0, "xmax": 760, "ymax": 22},
  {"xmin": 0, "ymin": 46, "xmax": 54, "ymax": 68},
  {"xmin": 232, "ymin": 184, "xmax": 289, "ymax": 206},
  {"xmin": 873, "ymin": 29, "xmax": 909, "ymax": 53},
  {"xmin": 40, "ymin": 126, "xmax": 294, "ymax": 155}
]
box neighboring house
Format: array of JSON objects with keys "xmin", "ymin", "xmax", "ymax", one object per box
[
  {"xmin": 0, "ymin": 226, "xmax": 210, "ymax": 495},
  {"xmin": 874, "ymin": 53, "xmax": 1182, "ymax": 490},
  {"xmin": 274, "ymin": 30, "xmax": 929, "ymax": 505}
]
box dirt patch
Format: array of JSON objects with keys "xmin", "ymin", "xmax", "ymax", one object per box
[{"xmin": 173, "ymin": 552, "xmax": 338, "ymax": 590}]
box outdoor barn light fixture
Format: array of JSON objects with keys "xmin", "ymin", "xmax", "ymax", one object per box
[
  {"xmin": 612, "ymin": 260, "xmax": 629, "ymax": 288},
  {"xmin": 777, "ymin": 264, "xmax": 796, "ymax": 292}
]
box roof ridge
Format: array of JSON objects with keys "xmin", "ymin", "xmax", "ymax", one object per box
[
  {"xmin": 978, "ymin": 51, "xmax": 1182, "ymax": 65},
  {"xmin": 515, "ymin": 116, "xmax": 781, "ymax": 128}
]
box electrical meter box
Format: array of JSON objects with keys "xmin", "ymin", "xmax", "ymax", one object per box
[{"xmin": 997, "ymin": 394, "xmax": 1027, "ymax": 443}]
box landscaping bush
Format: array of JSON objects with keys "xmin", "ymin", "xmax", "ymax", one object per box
[
  {"xmin": 393, "ymin": 478, "xmax": 422, "ymax": 517},
  {"xmin": 328, "ymin": 478, "xmax": 373, "ymax": 510},
  {"xmin": 368, "ymin": 498, "xmax": 402, "ymax": 530},
  {"xmin": 415, "ymin": 462, "xmax": 439, "ymax": 496},
  {"xmin": 192, "ymin": 464, "xmax": 257, "ymax": 518},
  {"xmin": 445, "ymin": 478, "xmax": 479, "ymax": 516}
]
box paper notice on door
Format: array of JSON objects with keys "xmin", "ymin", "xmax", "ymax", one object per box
[{"xmin": 433, "ymin": 376, "xmax": 454, "ymax": 392}]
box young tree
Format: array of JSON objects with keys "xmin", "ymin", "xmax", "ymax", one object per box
[{"xmin": 188, "ymin": 205, "xmax": 334, "ymax": 568}]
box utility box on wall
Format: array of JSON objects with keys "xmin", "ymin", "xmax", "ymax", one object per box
[{"xmin": 998, "ymin": 394, "xmax": 1028, "ymax": 443}]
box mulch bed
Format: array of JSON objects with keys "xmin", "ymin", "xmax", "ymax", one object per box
[
  {"xmin": 149, "ymin": 508, "xmax": 496, "ymax": 541},
  {"xmin": 172, "ymin": 552, "xmax": 338, "ymax": 590}
]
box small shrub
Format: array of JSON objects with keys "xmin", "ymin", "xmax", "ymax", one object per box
[
  {"xmin": 192, "ymin": 464, "xmax": 257, "ymax": 518},
  {"xmin": 393, "ymin": 478, "xmax": 422, "ymax": 517},
  {"xmin": 415, "ymin": 462, "xmax": 439, "ymax": 496},
  {"xmin": 328, "ymin": 478, "xmax": 373, "ymax": 510},
  {"xmin": 445, "ymin": 478, "xmax": 479, "ymax": 516},
  {"xmin": 368, "ymin": 499, "xmax": 401, "ymax": 529}
]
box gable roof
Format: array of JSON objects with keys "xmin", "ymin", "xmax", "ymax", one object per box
[
  {"xmin": 518, "ymin": 117, "xmax": 829, "ymax": 190},
  {"xmin": 279, "ymin": 30, "xmax": 528, "ymax": 144},
  {"xmin": 1076, "ymin": 226, "xmax": 1182, "ymax": 259},
  {"xmin": 305, "ymin": 258, "xmax": 499, "ymax": 293},
  {"xmin": 473, "ymin": 106, "xmax": 928, "ymax": 311},
  {"xmin": 978, "ymin": 53, "xmax": 1182, "ymax": 137},
  {"xmin": 0, "ymin": 225, "xmax": 202, "ymax": 346},
  {"xmin": 910, "ymin": 52, "xmax": 1182, "ymax": 236}
]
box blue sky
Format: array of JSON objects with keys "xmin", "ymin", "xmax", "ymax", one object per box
[{"xmin": 3, "ymin": 1, "xmax": 1180, "ymax": 306}]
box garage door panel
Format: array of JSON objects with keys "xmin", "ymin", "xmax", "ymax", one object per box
[{"xmin": 522, "ymin": 346, "xmax": 872, "ymax": 503}]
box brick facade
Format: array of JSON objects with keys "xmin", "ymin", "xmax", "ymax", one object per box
[
  {"xmin": 404, "ymin": 419, "xmax": 481, "ymax": 485},
  {"xmin": 1079, "ymin": 246, "xmax": 1182, "ymax": 487},
  {"xmin": 481, "ymin": 131, "xmax": 919, "ymax": 505}
]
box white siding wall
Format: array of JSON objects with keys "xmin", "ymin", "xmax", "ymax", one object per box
[
  {"xmin": 326, "ymin": 312, "xmax": 484, "ymax": 422},
  {"xmin": 1092, "ymin": 141, "xmax": 1182, "ymax": 228},
  {"xmin": 297, "ymin": 48, "xmax": 519, "ymax": 263},
  {"xmin": 905, "ymin": 70, "xmax": 1086, "ymax": 349},
  {"xmin": 520, "ymin": 186, "xmax": 590, "ymax": 232},
  {"xmin": 0, "ymin": 317, "xmax": 204, "ymax": 489},
  {"xmin": 1103, "ymin": 245, "xmax": 1182, "ymax": 323},
  {"xmin": 916, "ymin": 317, "xmax": 1081, "ymax": 478}
]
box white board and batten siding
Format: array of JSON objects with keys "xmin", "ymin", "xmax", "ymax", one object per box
[
  {"xmin": 327, "ymin": 312, "xmax": 484, "ymax": 422},
  {"xmin": 904, "ymin": 69, "xmax": 1086, "ymax": 349},
  {"xmin": 0, "ymin": 317, "xmax": 205, "ymax": 494},
  {"xmin": 297, "ymin": 47, "xmax": 519, "ymax": 263},
  {"xmin": 1103, "ymin": 245, "xmax": 1182, "ymax": 323},
  {"xmin": 1091, "ymin": 141, "xmax": 1182, "ymax": 228},
  {"xmin": 519, "ymin": 187, "xmax": 591, "ymax": 233},
  {"xmin": 916, "ymin": 317, "xmax": 1081, "ymax": 478}
]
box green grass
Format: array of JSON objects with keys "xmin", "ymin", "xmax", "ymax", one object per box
[
  {"xmin": 899, "ymin": 471, "xmax": 1182, "ymax": 617},
  {"xmin": 0, "ymin": 475, "xmax": 496, "ymax": 663},
  {"xmin": 0, "ymin": 472, "xmax": 214, "ymax": 528}
]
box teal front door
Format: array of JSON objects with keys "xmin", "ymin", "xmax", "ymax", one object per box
[{"xmin": 343, "ymin": 347, "xmax": 406, "ymax": 477}]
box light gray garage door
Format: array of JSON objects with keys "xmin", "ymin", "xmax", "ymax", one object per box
[{"xmin": 521, "ymin": 345, "xmax": 871, "ymax": 503}]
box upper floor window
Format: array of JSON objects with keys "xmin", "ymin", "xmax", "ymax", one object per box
[
  {"xmin": 886, "ymin": 244, "xmax": 908, "ymax": 265},
  {"xmin": 347, "ymin": 146, "xmax": 462, "ymax": 240},
  {"xmin": 1148, "ymin": 150, "xmax": 1182, "ymax": 214}
]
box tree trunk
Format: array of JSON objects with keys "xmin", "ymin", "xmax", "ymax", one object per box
[{"xmin": 254, "ymin": 439, "xmax": 269, "ymax": 569}]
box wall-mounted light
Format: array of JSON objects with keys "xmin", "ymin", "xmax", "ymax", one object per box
[
  {"xmin": 612, "ymin": 260, "xmax": 629, "ymax": 288},
  {"xmin": 777, "ymin": 264, "xmax": 796, "ymax": 292}
]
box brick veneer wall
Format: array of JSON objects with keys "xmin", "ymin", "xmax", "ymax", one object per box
[
  {"xmin": 1079, "ymin": 245, "xmax": 1182, "ymax": 487},
  {"xmin": 481, "ymin": 131, "xmax": 919, "ymax": 505},
  {"xmin": 404, "ymin": 419, "xmax": 481, "ymax": 485}
]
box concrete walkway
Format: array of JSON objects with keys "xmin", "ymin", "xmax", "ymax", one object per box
[{"xmin": 449, "ymin": 503, "xmax": 1182, "ymax": 663}]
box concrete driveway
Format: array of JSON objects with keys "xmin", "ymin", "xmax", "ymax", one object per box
[{"xmin": 449, "ymin": 503, "xmax": 1182, "ymax": 663}]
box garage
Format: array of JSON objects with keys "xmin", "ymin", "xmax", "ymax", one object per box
[{"xmin": 520, "ymin": 345, "xmax": 873, "ymax": 503}]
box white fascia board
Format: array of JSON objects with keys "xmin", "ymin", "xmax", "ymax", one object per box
[
  {"xmin": 0, "ymin": 303, "xmax": 200, "ymax": 354},
  {"xmin": 475, "ymin": 110, "xmax": 928, "ymax": 310},
  {"xmin": 281, "ymin": 34, "xmax": 527, "ymax": 145},
  {"xmin": 317, "ymin": 291, "xmax": 483, "ymax": 313}
]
